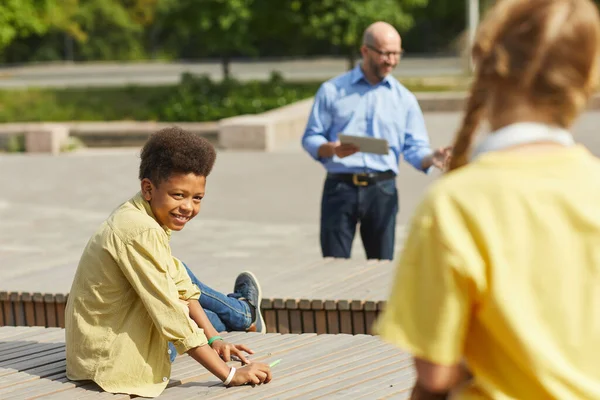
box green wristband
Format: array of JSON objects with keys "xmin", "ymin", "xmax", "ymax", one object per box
[{"xmin": 207, "ymin": 335, "xmax": 223, "ymax": 346}]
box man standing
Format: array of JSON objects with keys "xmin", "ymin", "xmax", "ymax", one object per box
[{"xmin": 302, "ymin": 21, "xmax": 450, "ymax": 260}]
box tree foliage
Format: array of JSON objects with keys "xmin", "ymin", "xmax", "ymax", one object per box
[
  {"xmin": 156, "ymin": 0, "xmax": 255, "ymax": 77},
  {"xmin": 8, "ymin": 0, "xmax": 593, "ymax": 65}
]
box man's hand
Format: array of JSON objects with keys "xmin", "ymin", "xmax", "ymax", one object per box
[
  {"xmin": 318, "ymin": 141, "xmax": 360, "ymax": 159},
  {"xmin": 211, "ymin": 340, "xmax": 254, "ymax": 364},
  {"xmin": 422, "ymin": 146, "xmax": 452, "ymax": 171}
]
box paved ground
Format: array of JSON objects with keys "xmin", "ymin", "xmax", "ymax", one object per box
[
  {"xmin": 0, "ymin": 57, "xmax": 464, "ymax": 89},
  {"xmin": 2, "ymin": 111, "xmax": 600, "ymax": 295}
]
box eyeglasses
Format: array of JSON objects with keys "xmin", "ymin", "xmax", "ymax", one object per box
[{"xmin": 366, "ymin": 44, "xmax": 404, "ymax": 60}]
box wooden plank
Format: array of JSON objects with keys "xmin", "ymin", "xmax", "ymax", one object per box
[
  {"xmin": 273, "ymin": 299, "xmax": 289, "ymax": 334},
  {"xmin": 364, "ymin": 301, "xmax": 378, "ymax": 335},
  {"xmin": 55, "ymin": 294, "xmax": 66, "ymax": 328},
  {"xmin": 239, "ymin": 338, "xmax": 400, "ymax": 399},
  {"xmin": 301, "ymin": 260, "xmax": 383, "ymax": 300},
  {"xmin": 321, "ymin": 261, "xmax": 394, "ymax": 301},
  {"xmin": 261, "ymin": 299, "xmax": 277, "ymax": 334},
  {"xmin": 298, "ymin": 299, "xmax": 314, "ymax": 333},
  {"xmin": 0, "ymin": 327, "xmax": 54, "ymax": 346},
  {"xmin": 33, "ymin": 293, "xmax": 46, "ymax": 327},
  {"xmin": 1, "ymin": 292, "xmax": 14, "ymax": 326},
  {"xmin": 312, "ymin": 300, "xmax": 326, "ymax": 334},
  {"xmin": 0, "ymin": 342, "xmax": 64, "ymax": 362},
  {"xmin": 44, "ymin": 294, "xmax": 58, "ymax": 328},
  {"xmin": 289, "ymin": 357, "xmax": 411, "ymax": 399},
  {"xmin": 324, "ymin": 300, "xmax": 339, "ymax": 334},
  {"xmin": 0, "ymin": 360, "xmax": 66, "ymax": 389},
  {"xmin": 0, "ymin": 329, "xmax": 65, "ymax": 353},
  {"xmin": 21, "ymin": 293, "xmax": 36, "ymax": 327},
  {"xmin": 286, "ymin": 300, "xmax": 302, "ymax": 334},
  {"xmin": 10, "ymin": 293, "xmax": 25, "ymax": 327},
  {"xmin": 0, "ymin": 327, "xmax": 416, "ymax": 400},
  {"xmin": 353, "ymin": 368, "xmax": 415, "ymax": 399},
  {"xmin": 217, "ymin": 337, "xmax": 381, "ymax": 400},
  {"xmin": 0, "ymin": 292, "xmax": 5, "ymax": 326},
  {"xmin": 193, "ymin": 335, "xmax": 356, "ymax": 400},
  {"xmin": 0, "ymin": 347, "xmax": 65, "ymax": 375}
]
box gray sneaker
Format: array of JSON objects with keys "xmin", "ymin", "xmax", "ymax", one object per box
[{"xmin": 233, "ymin": 271, "xmax": 266, "ymax": 334}]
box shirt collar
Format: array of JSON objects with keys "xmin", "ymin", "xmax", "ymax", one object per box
[
  {"xmin": 131, "ymin": 191, "xmax": 172, "ymax": 239},
  {"xmin": 471, "ymin": 122, "xmax": 575, "ymax": 161},
  {"xmin": 351, "ymin": 64, "xmax": 393, "ymax": 88}
]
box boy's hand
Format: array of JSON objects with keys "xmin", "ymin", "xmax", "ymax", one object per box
[
  {"xmin": 229, "ymin": 362, "xmax": 272, "ymax": 386},
  {"xmin": 211, "ymin": 340, "xmax": 254, "ymax": 364}
]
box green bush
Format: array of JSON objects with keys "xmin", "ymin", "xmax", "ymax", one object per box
[
  {"xmin": 157, "ymin": 71, "xmax": 320, "ymax": 121},
  {"xmin": 0, "ymin": 72, "xmax": 460, "ymax": 123},
  {"xmin": 0, "ymin": 72, "xmax": 320, "ymax": 123}
]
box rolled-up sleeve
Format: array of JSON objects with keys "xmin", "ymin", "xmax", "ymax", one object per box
[
  {"xmin": 172, "ymin": 257, "xmax": 201, "ymax": 301},
  {"xmin": 301, "ymin": 83, "xmax": 334, "ymax": 161},
  {"xmin": 117, "ymin": 229, "xmax": 208, "ymax": 354},
  {"xmin": 402, "ymin": 95, "xmax": 433, "ymax": 173}
]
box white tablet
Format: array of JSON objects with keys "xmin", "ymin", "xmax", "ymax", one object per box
[{"xmin": 338, "ymin": 134, "xmax": 389, "ymax": 155}]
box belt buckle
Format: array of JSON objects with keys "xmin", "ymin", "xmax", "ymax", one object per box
[{"xmin": 352, "ymin": 173, "xmax": 368, "ymax": 186}]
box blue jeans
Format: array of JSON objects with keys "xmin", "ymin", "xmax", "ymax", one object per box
[
  {"xmin": 320, "ymin": 176, "xmax": 398, "ymax": 260},
  {"xmin": 168, "ymin": 263, "xmax": 252, "ymax": 362}
]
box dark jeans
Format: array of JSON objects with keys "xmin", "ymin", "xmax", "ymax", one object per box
[
  {"xmin": 168, "ymin": 263, "xmax": 252, "ymax": 362},
  {"xmin": 320, "ymin": 175, "xmax": 399, "ymax": 260}
]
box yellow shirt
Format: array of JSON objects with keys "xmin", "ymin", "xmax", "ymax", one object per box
[
  {"xmin": 375, "ymin": 145, "xmax": 600, "ymax": 399},
  {"xmin": 65, "ymin": 192, "xmax": 208, "ymax": 398}
]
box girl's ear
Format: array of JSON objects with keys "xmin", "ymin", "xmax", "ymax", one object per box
[{"xmin": 141, "ymin": 178, "xmax": 153, "ymax": 201}]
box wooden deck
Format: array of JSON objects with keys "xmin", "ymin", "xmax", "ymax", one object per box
[{"xmin": 0, "ymin": 326, "xmax": 415, "ymax": 399}]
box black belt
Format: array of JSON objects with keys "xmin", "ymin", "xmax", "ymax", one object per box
[{"xmin": 327, "ymin": 170, "xmax": 396, "ymax": 186}]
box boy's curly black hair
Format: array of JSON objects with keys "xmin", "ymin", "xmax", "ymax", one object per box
[{"xmin": 139, "ymin": 126, "xmax": 217, "ymax": 185}]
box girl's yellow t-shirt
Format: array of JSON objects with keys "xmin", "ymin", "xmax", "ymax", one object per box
[{"xmin": 375, "ymin": 145, "xmax": 600, "ymax": 399}]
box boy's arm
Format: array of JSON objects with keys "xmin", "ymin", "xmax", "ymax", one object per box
[
  {"xmin": 172, "ymin": 257, "xmax": 201, "ymax": 301},
  {"xmin": 187, "ymin": 299, "xmax": 254, "ymax": 364},
  {"xmin": 117, "ymin": 230, "xmax": 208, "ymax": 353}
]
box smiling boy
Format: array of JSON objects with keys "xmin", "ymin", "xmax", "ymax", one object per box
[{"xmin": 65, "ymin": 127, "xmax": 272, "ymax": 397}]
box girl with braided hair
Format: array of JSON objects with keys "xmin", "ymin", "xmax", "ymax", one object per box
[{"xmin": 376, "ymin": 0, "xmax": 600, "ymax": 398}]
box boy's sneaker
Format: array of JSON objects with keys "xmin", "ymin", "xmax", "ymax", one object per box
[{"xmin": 233, "ymin": 271, "xmax": 266, "ymax": 334}]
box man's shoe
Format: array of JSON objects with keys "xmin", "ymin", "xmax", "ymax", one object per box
[{"xmin": 233, "ymin": 271, "xmax": 266, "ymax": 334}]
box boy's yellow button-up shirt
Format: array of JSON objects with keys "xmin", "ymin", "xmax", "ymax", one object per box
[
  {"xmin": 376, "ymin": 146, "xmax": 600, "ymax": 399},
  {"xmin": 65, "ymin": 192, "xmax": 208, "ymax": 398}
]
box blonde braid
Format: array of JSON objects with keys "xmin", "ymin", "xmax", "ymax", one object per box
[{"xmin": 447, "ymin": 67, "xmax": 489, "ymax": 171}]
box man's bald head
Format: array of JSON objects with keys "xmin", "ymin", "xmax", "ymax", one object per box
[
  {"xmin": 362, "ymin": 21, "xmax": 401, "ymax": 48},
  {"xmin": 360, "ymin": 21, "xmax": 403, "ymax": 84}
]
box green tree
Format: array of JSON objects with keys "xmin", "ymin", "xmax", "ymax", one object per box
[
  {"xmin": 70, "ymin": 0, "xmax": 157, "ymax": 61},
  {"xmin": 158, "ymin": 0, "xmax": 255, "ymax": 78},
  {"xmin": 0, "ymin": 0, "xmax": 81, "ymax": 52},
  {"xmin": 294, "ymin": 0, "xmax": 428, "ymax": 70}
]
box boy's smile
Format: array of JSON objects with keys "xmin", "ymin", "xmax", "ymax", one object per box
[{"xmin": 141, "ymin": 173, "xmax": 206, "ymax": 231}]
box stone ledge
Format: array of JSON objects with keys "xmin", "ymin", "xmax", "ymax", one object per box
[
  {"xmin": 218, "ymin": 98, "xmax": 313, "ymax": 151},
  {"xmin": 3, "ymin": 92, "xmax": 600, "ymax": 153},
  {"xmin": 0, "ymin": 121, "xmax": 218, "ymax": 153}
]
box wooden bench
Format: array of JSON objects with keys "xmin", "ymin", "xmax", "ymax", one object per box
[
  {"xmin": 0, "ymin": 292, "xmax": 386, "ymax": 336},
  {"xmin": 0, "ymin": 258, "xmax": 398, "ymax": 335},
  {"xmin": 0, "ymin": 326, "xmax": 415, "ymax": 399}
]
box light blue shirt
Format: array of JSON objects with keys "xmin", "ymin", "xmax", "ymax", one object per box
[{"xmin": 301, "ymin": 65, "xmax": 433, "ymax": 175}]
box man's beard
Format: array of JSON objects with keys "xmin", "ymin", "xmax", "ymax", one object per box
[{"xmin": 372, "ymin": 59, "xmax": 394, "ymax": 80}]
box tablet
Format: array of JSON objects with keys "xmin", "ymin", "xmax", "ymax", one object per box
[{"xmin": 338, "ymin": 134, "xmax": 389, "ymax": 155}]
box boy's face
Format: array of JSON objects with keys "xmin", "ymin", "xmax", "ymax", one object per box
[{"xmin": 141, "ymin": 173, "xmax": 206, "ymax": 231}]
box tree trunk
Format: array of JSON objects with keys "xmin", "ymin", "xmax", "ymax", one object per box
[
  {"xmin": 222, "ymin": 55, "xmax": 231, "ymax": 79},
  {"xmin": 149, "ymin": 23, "xmax": 162, "ymax": 60},
  {"xmin": 347, "ymin": 50, "xmax": 357, "ymax": 71},
  {"xmin": 64, "ymin": 34, "xmax": 74, "ymax": 62}
]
